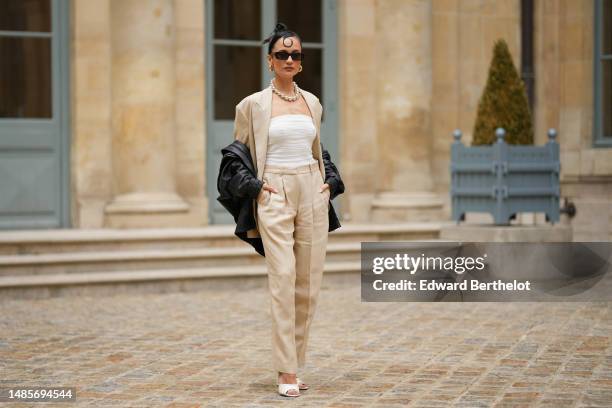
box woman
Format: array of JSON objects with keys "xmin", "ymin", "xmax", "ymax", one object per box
[{"xmin": 230, "ymin": 23, "xmax": 344, "ymax": 397}]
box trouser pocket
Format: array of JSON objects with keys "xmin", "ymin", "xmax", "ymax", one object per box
[{"xmin": 261, "ymin": 173, "xmax": 287, "ymax": 207}]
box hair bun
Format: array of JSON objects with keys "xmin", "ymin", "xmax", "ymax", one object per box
[
  {"xmin": 262, "ymin": 22, "xmax": 300, "ymax": 51},
  {"xmin": 274, "ymin": 22, "xmax": 288, "ymax": 33}
]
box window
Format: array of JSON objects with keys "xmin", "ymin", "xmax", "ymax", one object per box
[
  {"xmin": 594, "ymin": 0, "xmax": 612, "ymax": 146},
  {"xmin": 0, "ymin": 0, "xmax": 52, "ymax": 118}
]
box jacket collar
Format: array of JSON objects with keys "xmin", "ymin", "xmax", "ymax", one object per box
[{"xmin": 251, "ymin": 86, "xmax": 322, "ymax": 180}]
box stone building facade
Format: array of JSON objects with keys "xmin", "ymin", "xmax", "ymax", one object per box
[{"xmin": 1, "ymin": 0, "xmax": 610, "ymax": 240}]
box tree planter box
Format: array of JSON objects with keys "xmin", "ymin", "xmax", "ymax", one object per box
[{"xmin": 450, "ymin": 128, "xmax": 560, "ymax": 225}]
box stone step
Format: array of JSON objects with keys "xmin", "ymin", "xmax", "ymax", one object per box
[
  {"xmin": 0, "ymin": 222, "xmax": 442, "ymax": 255},
  {"xmin": 0, "ymin": 226, "xmax": 240, "ymax": 255},
  {"xmin": 370, "ymin": 193, "xmax": 446, "ymax": 223},
  {"xmin": 0, "ymin": 242, "xmax": 363, "ymax": 276},
  {"xmin": 371, "ymin": 207, "xmax": 445, "ymax": 223},
  {"xmin": 371, "ymin": 191, "xmax": 445, "ymax": 207},
  {"xmin": 0, "ymin": 261, "xmax": 362, "ymax": 300}
]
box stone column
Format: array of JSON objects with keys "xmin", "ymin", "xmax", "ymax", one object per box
[
  {"xmin": 371, "ymin": 0, "xmax": 442, "ymax": 222},
  {"xmin": 72, "ymin": 0, "xmax": 113, "ymax": 228},
  {"xmin": 105, "ymin": 0, "xmax": 188, "ymax": 227},
  {"xmin": 338, "ymin": 0, "xmax": 379, "ymax": 222}
]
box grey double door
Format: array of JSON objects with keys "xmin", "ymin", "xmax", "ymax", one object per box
[
  {"xmin": 0, "ymin": 0, "xmax": 70, "ymax": 229},
  {"xmin": 206, "ymin": 0, "xmax": 338, "ymax": 224}
]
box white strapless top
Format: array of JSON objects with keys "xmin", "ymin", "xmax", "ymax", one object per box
[{"xmin": 266, "ymin": 114, "xmax": 317, "ymax": 167}]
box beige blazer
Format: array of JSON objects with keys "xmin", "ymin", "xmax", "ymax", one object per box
[{"xmin": 233, "ymin": 86, "xmax": 326, "ymax": 183}]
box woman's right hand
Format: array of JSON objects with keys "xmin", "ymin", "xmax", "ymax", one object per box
[{"xmin": 257, "ymin": 182, "xmax": 278, "ymax": 202}]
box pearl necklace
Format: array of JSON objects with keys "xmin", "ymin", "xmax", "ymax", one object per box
[{"xmin": 270, "ymin": 79, "xmax": 301, "ymax": 102}]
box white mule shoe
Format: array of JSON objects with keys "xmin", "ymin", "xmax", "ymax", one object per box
[{"xmin": 278, "ymin": 382, "xmax": 300, "ymax": 397}]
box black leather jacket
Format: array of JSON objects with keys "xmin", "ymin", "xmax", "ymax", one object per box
[{"xmin": 217, "ymin": 140, "xmax": 344, "ymax": 256}]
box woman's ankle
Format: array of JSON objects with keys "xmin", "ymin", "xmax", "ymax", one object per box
[{"xmin": 278, "ymin": 371, "xmax": 297, "ymax": 382}]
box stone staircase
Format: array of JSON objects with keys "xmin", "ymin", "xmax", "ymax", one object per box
[{"xmin": 0, "ymin": 222, "xmax": 443, "ymax": 299}]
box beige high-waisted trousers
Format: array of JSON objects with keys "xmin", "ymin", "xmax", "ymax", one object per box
[{"xmin": 256, "ymin": 161, "xmax": 330, "ymax": 373}]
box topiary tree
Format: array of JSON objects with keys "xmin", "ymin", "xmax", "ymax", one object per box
[{"xmin": 472, "ymin": 39, "xmax": 534, "ymax": 145}]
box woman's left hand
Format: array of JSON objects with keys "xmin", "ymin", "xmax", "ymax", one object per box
[{"xmin": 319, "ymin": 183, "xmax": 330, "ymax": 193}]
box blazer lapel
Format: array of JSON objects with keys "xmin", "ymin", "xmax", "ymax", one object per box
[
  {"xmin": 253, "ymin": 87, "xmax": 272, "ymax": 180},
  {"xmin": 302, "ymin": 92, "xmax": 325, "ymax": 182}
]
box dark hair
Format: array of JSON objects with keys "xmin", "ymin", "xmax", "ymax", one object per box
[{"xmin": 262, "ymin": 22, "xmax": 302, "ymax": 54}]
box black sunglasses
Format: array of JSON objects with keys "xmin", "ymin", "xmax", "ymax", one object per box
[{"xmin": 273, "ymin": 51, "xmax": 305, "ymax": 61}]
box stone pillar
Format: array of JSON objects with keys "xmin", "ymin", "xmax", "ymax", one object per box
[
  {"xmin": 105, "ymin": 0, "xmax": 188, "ymax": 227},
  {"xmin": 371, "ymin": 0, "xmax": 442, "ymax": 222},
  {"xmin": 72, "ymin": 0, "xmax": 113, "ymax": 228},
  {"xmin": 338, "ymin": 0, "xmax": 378, "ymax": 222}
]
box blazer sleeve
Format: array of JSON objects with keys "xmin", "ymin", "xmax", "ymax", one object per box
[
  {"xmin": 229, "ymin": 100, "xmax": 263, "ymax": 198},
  {"xmin": 233, "ymin": 101, "xmax": 249, "ymax": 144},
  {"xmin": 321, "ymin": 144, "xmax": 345, "ymax": 201}
]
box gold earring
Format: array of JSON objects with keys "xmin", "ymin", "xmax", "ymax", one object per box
[{"xmin": 298, "ymin": 66, "xmax": 303, "ymax": 72}]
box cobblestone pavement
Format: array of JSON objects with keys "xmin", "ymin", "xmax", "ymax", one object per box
[{"xmin": 1, "ymin": 274, "xmax": 611, "ymax": 408}]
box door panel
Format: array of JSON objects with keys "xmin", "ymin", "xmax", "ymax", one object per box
[
  {"xmin": 214, "ymin": 45, "xmax": 262, "ymax": 120},
  {"xmin": 0, "ymin": 0, "xmax": 52, "ymax": 32},
  {"xmin": 0, "ymin": 37, "xmax": 52, "ymax": 118},
  {"xmin": 214, "ymin": 0, "xmax": 261, "ymax": 41},
  {"xmin": 277, "ymin": 0, "xmax": 322, "ymax": 43}
]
